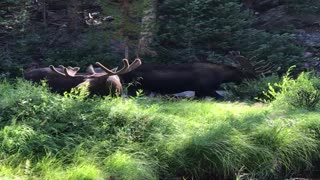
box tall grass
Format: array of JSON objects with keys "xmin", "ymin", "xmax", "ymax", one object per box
[{"xmin": 0, "ymin": 78, "xmax": 320, "ymax": 179}]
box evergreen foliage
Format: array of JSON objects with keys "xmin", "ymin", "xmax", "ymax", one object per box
[
  {"xmin": 157, "ymin": 0, "xmax": 253, "ymax": 62},
  {"xmin": 287, "ymin": 0, "xmax": 320, "ymax": 13},
  {"xmin": 1, "ymin": 0, "xmax": 319, "ymax": 75},
  {"xmin": 156, "ymin": 0, "xmax": 305, "ymax": 71}
]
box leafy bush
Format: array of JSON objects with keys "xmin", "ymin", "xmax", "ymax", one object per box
[
  {"xmin": 218, "ymin": 67, "xmax": 320, "ymax": 109},
  {"xmin": 261, "ymin": 67, "xmax": 320, "ymax": 110},
  {"xmin": 222, "ymin": 74, "xmax": 281, "ymax": 101}
]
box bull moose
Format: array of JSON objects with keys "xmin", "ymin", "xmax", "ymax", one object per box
[
  {"xmin": 117, "ymin": 51, "xmax": 276, "ymax": 98},
  {"xmin": 23, "ymin": 58, "xmax": 142, "ymax": 96}
]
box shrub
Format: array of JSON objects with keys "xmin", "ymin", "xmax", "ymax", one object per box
[
  {"xmin": 261, "ymin": 67, "xmax": 320, "ymax": 110},
  {"xmin": 222, "ymin": 74, "xmax": 281, "ymax": 101}
]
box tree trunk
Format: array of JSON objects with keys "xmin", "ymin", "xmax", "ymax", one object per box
[
  {"xmin": 43, "ymin": 0, "xmax": 47, "ymax": 27},
  {"xmin": 67, "ymin": 0, "xmax": 82, "ymax": 32},
  {"xmin": 120, "ymin": 0, "xmax": 130, "ymax": 58},
  {"xmin": 138, "ymin": 0, "xmax": 158, "ymax": 57}
]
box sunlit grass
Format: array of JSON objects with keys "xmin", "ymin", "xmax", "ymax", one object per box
[
  {"xmin": 65, "ymin": 163, "xmax": 102, "ymax": 180},
  {"xmin": 103, "ymin": 151, "xmax": 158, "ymax": 180},
  {"xmin": 0, "ymin": 165, "xmax": 25, "ymax": 179},
  {"xmin": 0, "ymin": 79, "xmax": 320, "ymax": 179}
]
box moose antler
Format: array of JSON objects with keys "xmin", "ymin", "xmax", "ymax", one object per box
[
  {"xmin": 255, "ymin": 63, "xmax": 281, "ymax": 74},
  {"xmin": 50, "ymin": 65, "xmax": 81, "ymax": 77},
  {"xmin": 86, "ymin": 64, "xmax": 96, "ymax": 74},
  {"xmin": 95, "ymin": 58, "xmax": 142, "ymax": 76},
  {"xmin": 253, "ymin": 60, "xmax": 281, "ymax": 75},
  {"xmin": 126, "ymin": 58, "xmax": 142, "ymax": 73},
  {"xmin": 228, "ymin": 51, "xmax": 255, "ymax": 72},
  {"xmin": 65, "ymin": 66, "xmax": 80, "ymax": 76},
  {"xmin": 49, "ymin": 65, "xmax": 65, "ymax": 76},
  {"xmin": 50, "ymin": 58, "xmax": 142, "ymax": 79},
  {"xmin": 95, "ymin": 59, "xmax": 129, "ymax": 75},
  {"xmin": 228, "ymin": 51, "xmax": 280, "ymax": 75}
]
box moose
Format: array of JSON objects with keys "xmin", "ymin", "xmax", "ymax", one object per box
[
  {"xmin": 113, "ymin": 51, "xmax": 276, "ymax": 98},
  {"xmin": 23, "ymin": 58, "xmax": 142, "ymax": 96}
]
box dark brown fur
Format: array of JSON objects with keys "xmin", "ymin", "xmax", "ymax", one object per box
[
  {"xmin": 23, "ymin": 67, "xmax": 122, "ymax": 96},
  {"xmin": 120, "ymin": 62, "xmax": 256, "ymax": 98}
]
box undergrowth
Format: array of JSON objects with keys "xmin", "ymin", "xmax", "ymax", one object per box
[{"xmin": 0, "ymin": 78, "xmax": 320, "ymax": 179}]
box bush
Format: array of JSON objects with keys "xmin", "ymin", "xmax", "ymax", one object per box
[
  {"xmin": 222, "ymin": 74, "xmax": 281, "ymax": 101},
  {"xmin": 261, "ymin": 67, "xmax": 320, "ymax": 110}
]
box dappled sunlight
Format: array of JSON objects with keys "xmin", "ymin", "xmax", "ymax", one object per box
[{"xmin": 0, "ymin": 79, "xmax": 320, "ymax": 179}]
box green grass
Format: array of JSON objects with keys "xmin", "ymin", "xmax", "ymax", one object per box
[{"xmin": 0, "ymin": 79, "xmax": 320, "ymax": 179}]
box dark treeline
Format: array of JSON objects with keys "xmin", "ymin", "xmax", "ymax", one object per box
[{"xmin": 1, "ymin": 0, "xmax": 320, "ymax": 77}]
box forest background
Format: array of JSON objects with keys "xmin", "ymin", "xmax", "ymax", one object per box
[{"xmin": 1, "ymin": 0, "xmax": 320, "ymax": 77}]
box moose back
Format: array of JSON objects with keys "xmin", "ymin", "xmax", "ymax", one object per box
[
  {"xmin": 120, "ymin": 62, "xmax": 254, "ymax": 98},
  {"xmin": 119, "ymin": 52, "xmax": 273, "ymax": 98}
]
